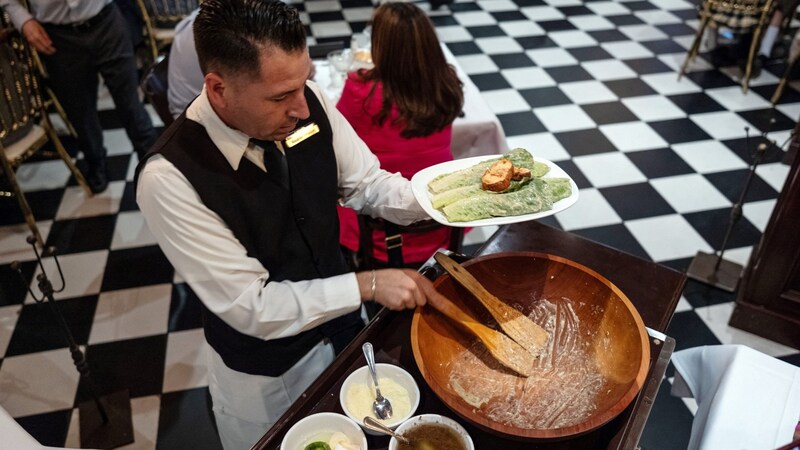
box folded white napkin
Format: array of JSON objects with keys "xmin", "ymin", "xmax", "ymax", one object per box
[{"xmin": 671, "ymin": 344, "xmax": 800, "ymax": 450}]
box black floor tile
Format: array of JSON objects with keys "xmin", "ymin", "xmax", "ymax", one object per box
[
  {"xmin": 0, "ymin": 260, "xmax": 36, "ymax": 306},
  {"xmin": 555, "ymin": 128, "xmax": 619, "ymax": 157},
  {"xmin": 169, "ymin": 283, "xmax": 204, "ymax": 332},
  {"xmin": 519, "ymin": 86, "xmax": 571, "ymax": 108},
  {"xmin": 641, "ymin": 39, "xmax": 687, "ymax": 55},
  {"xmin": 514, "ymin": 35, "xmax": 558, "ymax": 50},
  {"xmin": 465, "ymin": 25, "xmax": 506, "ymax": 38},
  {"xmin": 119, "ymin": 181, "xmax": 139, "ymax": 212},
  {"xmin": 489, "ymin": 52, "xmax": 535, "ymax": 69},
  {"xmin": 572, "ymin": 223, "xmax": 650, "ymax": 260},
  {"xmin": 649, "ymin": 118, "xmax": 713, "ymax": 144},
  {"xmin": 581, "ymin": 101, "xmax": 639, "ymax": 125},
  {"xmin": 512, "ymin": 0, "xmax": 546, "ymax": 6},
  {"xmin": 446, "ymin": 41, "xmax": 483, "ymax": 56},
  {"xmin": 496, "ymin": 111, "xmax": 547, "ymax": 136},
  {"xmin": 600, "ymin": 182, "xmax": 675, "ymax": 220},
  {"xmin": 569, "ymin": 45, "xmax": 614, "ymax": 61},
  {"xmin": 736, "ymin": 108, "xmax": 796, "ymax": 133},
  {"xmin": 604, "ymin": 78, "xmax": 658, "ymax": 97},
  {"xmin": 490, "ymin": 10, "xmax": 527, "ymax": 22},
  {"xmin": 683, "ymin": 208, "xmax": 763, "ymax": 251},
  {"xmin": 551, "ymin": 159, "xmax": 592, "ymax": 189},
  {"xmin": 667, "ymin": 92, "xmax": 728, "ymax": 114},
  {"xmin": 681, "ymin": 279, "xmax": 738, "ymax": 309},
  {"xmin": 639, "ymin": 381, "xmax": 695, "ymax": 450},
  {"xmin": 5, "ymin": 295, "xmax": 98, "ymax": 356},
  {"xmin": 627, "ymin": 147, "xmax": 696, "ymax": 179},
  {"xmin": 656, "ymin": 23, "xmax": 696, "ymax": 37},
  {"xmin": 107, "ymin": 154, "xmax": 132, "ymax": 183},
  {"xmin": 545, "ymin": 65, "xmax": 595, "ymax": 83},
  {"xmin": 538, "ymin": 19, "xmax": 577, "ymax": 32},
  {"xmin": 16, "ymin": 409, "xmax": 72, "ymax": 448},
  {"xmin": 80, "ymin": 334, "xmax": 168, "ymax": 400},
  {"xmin": 720, "ymin": 136, "xmax": 787, "ymax": 165},
  {"xmin": 624, "ymin": 57, "xmax": 673, "ymax": 75},
  {"xmin": 431, "ymin": 15, "xmax": 459, "ymax": 27},
  {"xmin": 607, "ymin": 14, "xmax": 645, "ymax": 26},
  {"xmin": 45, "ymin": 215, "xmax": 116, "ymax": 255},
  {"xmin": 558, "ymin": 5, "xmax": 594, "ymax": 15},
  {"xmin": 623, "ymin": 1, "xmax": 657, "ymax": 11},
  {"xmin": 671, "ymin": 8, "xmax": 701, "ymax": 20},
  {"xmin": 450, "ymin": 2, "xmax": 482, "ymax": 11},
  {"xmin": 307, "ymin": 11, "xmax": 345, "ymax": 22},
  {"xmin": 588, "ymin": 29, "xmax": 630, "ymax": 43},
  {"xmin": 684, "ymin": 69, "xmax": 741, "ymax": 90},
  {"xmin": 704, "ymin": 169, "xmax": 779, "ymax": 203},
  {"xmin": 158, "ymin": 388, "xmax": 223, "ymax": 450},
  {"xmin": 469, "ymin": 72, "xmax": 513, "ymax": 91},
  {"xmin": 752, "ymin": 83, "xmax": 800, "ymax": 104},
  {"xmin": 101, "ymin": 245, "xmax": 174, "ymax": 292},
  {"xmin": 0, "ymin": 189, "xmax": 64, "ymax": 226},
  {"xmin": 666, "ymin": 310, "xmax": 722, "ymax": 351}
]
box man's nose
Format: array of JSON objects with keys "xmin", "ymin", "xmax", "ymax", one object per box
[{"xmin": 289, "ymin": 92, "xmax": 310, "ymax": 120}]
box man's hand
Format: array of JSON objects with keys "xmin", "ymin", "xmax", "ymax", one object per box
[
  {"xmin": 21, "ymin": 20, "xmax": 55, "ymax": 55},
  {"xmin": 359, "ymin": 269, "xmax": 431, "ymax": 311}
]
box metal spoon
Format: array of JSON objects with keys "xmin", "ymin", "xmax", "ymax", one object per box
[
  {"xmin": 362, "ymin": 342, "xmax": 393, "ymax": 420},
  {"xmin": 362, "ymin": 417, "xmax": 411, "ymax": 445}
]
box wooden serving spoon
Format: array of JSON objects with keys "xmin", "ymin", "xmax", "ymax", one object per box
[
  {"xmin": 422, "ymin": 284, "xmax": 534, "ymax": 377},
  {"xmin": 434, "ymin": 252, "xmax": 548, "ymax": 357}
]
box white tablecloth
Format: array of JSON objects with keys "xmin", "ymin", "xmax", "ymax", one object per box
[
  {"xmin": 671, "ymin": 344, "xmax": 800, "ymax": 450},
  {"xmin": 313, "ymin": 44, "xmax": 508, "ymax": 160}
]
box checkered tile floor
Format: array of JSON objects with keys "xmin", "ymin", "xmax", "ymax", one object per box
[{"xmin": 2, "ymin": 0, "xmax": 800, "ymax": 448}]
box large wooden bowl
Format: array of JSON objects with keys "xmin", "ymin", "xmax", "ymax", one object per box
[{"xmin": 411, "ymin": 252, "xmax": 650, "ymax": 440}]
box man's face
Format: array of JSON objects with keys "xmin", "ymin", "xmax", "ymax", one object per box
[{"xmin": 214, "ymin": 47, "xmax": 312, "ymax": 142}]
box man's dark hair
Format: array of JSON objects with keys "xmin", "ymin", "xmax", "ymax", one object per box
[{"xmin": 193, "ymin": 0, "xmax": 306, "ymax": 80}]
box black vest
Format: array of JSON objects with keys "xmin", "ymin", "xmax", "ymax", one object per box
[{"xmin": 135, "ymin": 87, "xmax": 362, "ymax": 376}]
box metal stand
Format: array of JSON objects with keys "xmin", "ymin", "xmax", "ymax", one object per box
[
  {"xmin": 12, "ymin": 236, "xmax": 134, "ymax": 449},
  {"xmin": 686, "ymin": 142, "xmax": 769, "ymax": 292}
]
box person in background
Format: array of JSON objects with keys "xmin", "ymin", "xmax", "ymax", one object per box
[
  {"xmin": 166, "ymin": 8, "xmax": 202, "ymax": 118},
  {"xmin": 336, "ymin": 1, "xmax": 464, "ymax": 267},
  {"xmin": 135, "ymin": 1, "xmax": 438, "ymax": 448},
  {"xmin": 0, "ymin": 0, "xmax": 157, "ymax": 193}
]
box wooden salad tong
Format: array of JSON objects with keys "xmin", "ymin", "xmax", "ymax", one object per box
[{"xmin": 434, "ymin": 252, "xmax": 548, "ymax": 357}]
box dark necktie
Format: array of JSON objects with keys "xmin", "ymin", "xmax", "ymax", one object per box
[{"xmin": 251, "ymin": 139, "xmax": 289, "ymax": 189}]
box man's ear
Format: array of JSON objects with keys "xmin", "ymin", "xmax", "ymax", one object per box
[{"xmin": 204, "ymin": 72, "xmax": 227, "ymax": 110}]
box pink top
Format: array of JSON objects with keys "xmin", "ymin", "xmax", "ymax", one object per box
[{"xmin": 336, "ymin": 72, "xmax": 455, "ymax": 264}]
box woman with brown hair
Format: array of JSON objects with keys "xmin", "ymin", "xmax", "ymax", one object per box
[{"xmin": 337, "ymin": 1, "xmax": 464, "ymax": 267}]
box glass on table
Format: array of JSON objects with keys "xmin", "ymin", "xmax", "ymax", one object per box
[{"xmin": 327, "ymin": 49, "xmax": 355, "ymax": 90}]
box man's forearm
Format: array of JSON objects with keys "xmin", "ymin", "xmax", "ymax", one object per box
[{"xmin": 0, "ymin": 0, "xmax": 34, "ymax": 31}]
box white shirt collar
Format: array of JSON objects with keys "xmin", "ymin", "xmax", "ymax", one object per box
[{"xmin": 186, "ymin": 85, "xmax": 253, "ymax": 170}]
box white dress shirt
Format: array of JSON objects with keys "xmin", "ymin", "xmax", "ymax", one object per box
[
  {"xmin": 166, "ymin": 9, "xmax": 202, "ymax": 118},
  {"xmin": 136, "ymin": 81, "xmax": 426, "ymax": 342},
  {"xmin": 0, "ymin": 0, "xmax": 110, "ymax": 28}
]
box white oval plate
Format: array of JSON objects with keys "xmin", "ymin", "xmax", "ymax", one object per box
[{"xmin": 410, "ymin": 153, "xmax": 579, "ymax": 228}]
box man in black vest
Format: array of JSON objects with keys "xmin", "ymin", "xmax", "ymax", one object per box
[{"xmin": 135, "ymin": 0, "xmax": 441, "ymax": 448}]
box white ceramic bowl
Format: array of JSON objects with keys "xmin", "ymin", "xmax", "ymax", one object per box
[
  {"xmin": 280, "ymin": 412, "xmax": 367, "ymax": 450},
  {"xmin": 339, "ymin": 363, "xmax": 420, "ymax": 435},
  {"xmin": 389, "ymin": 414, "xmax": 475, "ymax": 450}
]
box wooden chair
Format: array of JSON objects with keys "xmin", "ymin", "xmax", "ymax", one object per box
[
  {"xmin": 679, "ymin": 0, "xmax": 775, "ymax": 93},
  {"xmin": 140, "ymin": 53, "xmax": 174, "ymax": 127},
  {"xmin": 0, "ymin": 27, "xmax": 92, "ymax": 247},
  {"xmin": 136, "ymin": 0, "xmax": 200, "ymax": 66},
  {"xmin": 356, "ymin": 216, "xmax": 464, "ymax": 270}
]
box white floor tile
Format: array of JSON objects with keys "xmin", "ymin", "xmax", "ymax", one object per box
[
  {"xmin": 660, "ymin": 51, "xmax": 705, "ymax": 72},
  {"xmin": 649, "ymin": 0, "xmax": 694, "ymax": 10},
  {"xmin": 501, "ymin": 67, "xmax": 556, "ymax": 89},
  {"xmin": 342, "ymin": 7, "xmax": 374, "ymax": 22},
  {"xmin": 547, "ymin": 30, "xmax": 598, "ymax": 49},
  {"xmin": 674, "ymin": 296, "xmax": 693, "ymax": 313},
  {"xmin": 520, "ymin": 6, "xmax": 565, "ymax": 21},
  {"xmin": 506, "ymin": 132, "xmax": 570, "ymax": 161},
  {"xmin": 722, "ymin": 245, "xmax": 753, "ymax": 268},
  {"xmin": 499, "ymin": 20, "xmax": 545, "ymax": 37},
  {"xmin": 89, "ymin": 284, "xmax": 172, "ymax": 344},
  {"xmin": 309, "ymin": 21, "xmax": 351, "ymax": 38},
  {"xmin": 454, "ymin": 54, "xmax": 500, "ymax": 74},
  {"xmin": 622, "ymin": 95, "xmax": 686, "ymax": 121},
  {"xmin": 618, "ymin": 24, "xmax": 669, "ymax": 42},
  {"xmin": 634, "ymin": 10, "xmax": 682, "ymax": 25},
  {"xmin": 475, "ymin": 36, "xmax": 524, "ymax": 54},
  {"xmin": 55, "ymin": 181, "xmax": 125, "ymax": 220},
  {"xmin": 568, "ymin": 15, "xmax": 615, "ymax": 31},
  {"xmin": 756, "ymin": 162, "xmax": 791, "ymax": 192},
  {"xmin": 525, "ymin": 47, "xmax": 578, "ymax": 67},
  {"xmin": 585, "ymin": 1, "xmax": 630, "ymax": 15},
  {"xmin": 112, "ymin": 211, "xmax": 158, "ymax": 250},
  {"xmin": 694, "ymin": 302, "xmax": 800, "ymax": 357},
  {"xmin": 690, "ymin": 111, "xmax": 755, "ymax": 140},
  {"xmin": 0, "ymin": 221, "xmax": 53, "ymax": 265},
  {"xmin": 453, "ymin": 11, "xmax": 497, "ymax": 27},
  {"xmin": 66, "ymin": 395, "xmax": 162, "ymax": 450},
  {"xmin": 163, "ymin": 329, "xmax": 210, "ymax": 393},
  {"xmin": 601, "ymin": 41, "xmax": 655, "ymax": 60},
  {"xmin": 0, "ymin": 348, "xmax": 81, "ymax": 417},
  {"xmin": 542, "ymin": 0, "xmax": 582, "ymax": 5},
  {"xmin": 625, "ymin": 214, "xmax": 713, "ymax": 261},
  {"xmin": 24, "ymin": 250, "xmax": 108, "ymax": 303},
  {"xmin": 671, "ymin": 140, "xmax": 749, "ymax": 174},
  {"xmin": 573, "ymin": 153, "xmax": 648, "ymax": 188},
  {"xmin": 581, "ymin": 59, "xmax": 638, "ymax": 81},
  {"xmin": 144, "ymin": 103, "xmax": 163, "ymax": 128},
  {"xmin": 304, "ymin": 0, "xmax": 342, "ymax": 12},
  {"xmin": 104, "ymin": 129, "xmax": 134, "ymax": 156},
  {"xmin": 554, "ymin": 188, "xmax": 622, "ymax": 230},
  {"xmin": 650, "ymin": 174, "xmax": 731, "ymax": 213},
  {"xmin": 533, "ymin": 104, "xmax": 596, "ymax": 132},
  {"xmin": 641, "ymin": 72, "xmax": 702, "ymax": 95},
  {"xmin": 775, "ymin": 103, "xmax": 800, "ymax": 124},
  {"xmin": 481, "ymin": 89, "xmax": 531, "ymax": 114},
  {"xmin": 436, "ymin": 25, "xmax": 472, "ymax": 43},
  {"xmin": 599, "ymin": 122, "xmax": 668, "ymax": 152},
  {"xmin": 0, "ymin": 305, "xmax": 21, "ymax": 358},
  {"xmin": 476, "ymin": 0, "xmax": 518, "ymax": 11},
  {"xmin": 742, "ymin": 199, "xmax": 777, "ymax": 233},
  {"xmin": 705, "ymin": 86, "xmax": 772, "ymax": 112},
  {"xmin": 15, "ymin": 160, "xmax": 73, "ymax": 193},
  {"xmin": 559, "ymin": 80, "xmax": 618, "ymax": 105}
]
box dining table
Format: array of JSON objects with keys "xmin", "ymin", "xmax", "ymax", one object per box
[
  {"xmin": 252, "ymin": 220, "xmax": 685, "ymax": 450},
  {"xmin": 313, "ymin": 43, "xmax": 509, "ymax": 161}
]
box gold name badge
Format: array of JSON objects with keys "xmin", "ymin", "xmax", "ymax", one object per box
[{"xmin": 285, "ymin": 122, "xmax": 320, "ymax": 148}]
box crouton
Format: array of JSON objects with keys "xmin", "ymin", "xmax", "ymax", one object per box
[
  {"xmin": 482, "ymin": 158, "xmax": 513, "ymax": 192},
  {"xmin": 512, "ymin": 166, "xmax": 531, "ymax": 181}
]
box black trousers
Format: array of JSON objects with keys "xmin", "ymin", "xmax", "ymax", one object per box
[{"xmin": 42, "ymin": 3, "xmax": 156, "ymax": 170}]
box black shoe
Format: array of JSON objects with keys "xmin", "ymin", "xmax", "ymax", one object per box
[
  {"xmin": 86, "ymin": 164, "xmax": 109, "ymax": 194},
  {"xmin": 706, "ymin": 45, "xmax": 734, "ymax": 67},
  {"xmin": 429, "ymin": 0, "xmax": 453, "ymax": 10},
  {"xmin": 742, "ymin": 54, "xmax": 768, "ymax": 79}
]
